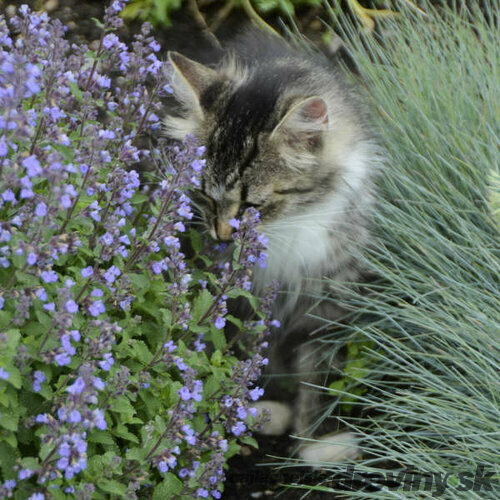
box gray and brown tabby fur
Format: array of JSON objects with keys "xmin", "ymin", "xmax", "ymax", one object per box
[{"xmin": 164, "ymin": 32, "xmax": 380, "ymax": 441}]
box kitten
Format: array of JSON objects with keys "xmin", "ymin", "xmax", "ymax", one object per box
[{"xmin": 164, "ymin": 32, "xmax": 380, "ymax": 463}]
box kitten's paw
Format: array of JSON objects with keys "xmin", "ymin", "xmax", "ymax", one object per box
[
  {"xmin": 252, "ymin": 400, "xmax": 292, "ymax": 436},
  {"xmin": 298, "ymin": 431, "xmax": 360, "ymax": 468}
]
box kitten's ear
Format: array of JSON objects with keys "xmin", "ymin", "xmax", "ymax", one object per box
[
  {"xmin": 165, "ymin": 52, "xmax": 219, "ymax": 139},
  {"xmin": 272, "ymin": 97, "xmax": 329, "ymax": 151},
  {"xmin": 168, "ymin": 51, "xmax": 218, "ymax": 106}
]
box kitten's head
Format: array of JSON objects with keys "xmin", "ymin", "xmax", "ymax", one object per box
[{"xmin": 165, "ymin": 51, "xmax": 333, "ymax": 241}]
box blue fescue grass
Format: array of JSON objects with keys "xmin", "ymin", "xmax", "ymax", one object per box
[{"xmin": 290, "ymin": 1, "xmax": 499, "ymax": 498}]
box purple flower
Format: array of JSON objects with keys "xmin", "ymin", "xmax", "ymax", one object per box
[
  {"xmin": 61, "ymin": 335, "xmax": 76, "ymax": 355},
  {"xmin": 20, "ymin": 188, "xmax": 34, "ymax": 199},
  {"xmin": 249, "ymin": 387, "xmax": 264, "ymax": 401},
  {"xmin": 2, "ymin": 189, "xmax": 15, "ymax": 202},
  {"xmin": 158, "ymin": 461, "xmax": 168, "ymax": 473},
  {"xmin": 89, "ymin": 300, "xmax": 105, "ymax": 317},
  {"xmin": 231, "ymin": 421, "xmax": 246, "ymax": 436},
  {"xmin": 214, "ymin": 317, "xmax": 226, "ymax": 330},
  {"xmin": 27, "ymin": 252, "xmax": 37, "ymax": 265},
  {"xmin": 228, "ymin": 218, "xmax": 240, "ymax": 230},
  {"xmin": 55, "ymin": 353, "xmax": 71, "ymax": 366},
  {"xmin": 3, "ymin": 479, "xmax": 16, "ymax": 490},
  {"xmin": 35, "ymin": 202, "xmax": 47, "ymax": 217},
  {"xmin": 68, "ymin": 410, "xmax": 81, "ymax": 423},
  {"xmin": 99, "ymin": 352, "xmax": 114, "ymax": 371},
  {"xmin": 93, "ymin": 409, "xmax": 107, "ymax": 430},
  {"xmin": 35, "ymin": 413, "xmax": 49, "ymax": 423},
  {"xmin": 41, "ymin": 270, "xmax": 58, "ymax": 283},
  {"xmin": 149, "ymin": 40, "xmax": 160, "ymax": 52},
  {"xmin": 93, "ymin": 377, "xmax": 105, "ymax": 390},
  {"xmin": 60, "ymin": 194, "xmax": 72, "ymax": 208},
  {"xmin": 35, "ymin": 288, "xmax": 47, "ymax": 302},
  {"xmin": 0, "ymin": 138, "xmax": 8, "ymax": 157},
  {"xmin": 182, "ymin": 424, "xmax": 197, "ymax": 445},
  {"xmin": 179, "ymin": 386, "xmax": 191, "ymax": 401},
  {"xmin": 32, "ymin": 370, "xmax": 46, "ymax": 392},
  {"xmin": 43, "ymin": 302, "xmax": 55, "ymax": 311},
  {"xmin": 101, "ymin": 232, "xmax": 113, "ymax": 245},
  {"xmin": 23, "ymin": 155, "xmax": 42, "ymax": 177},
  {"xmin": 164, "ymin": 340, "xmax": 176, "ymax": 352},
  {"xmin": 66, "ymin": 377, "xmax": 85, "ymax": 395},
  {"xmin": 81, "ymin": 266, "xmax": 93, "ymax": 278},
  {"xmin": 70, "ymin": 329, "xmax": 81, "ymax": 342},
  {"xmin": 65, "ymin": 300, "xmax": 78, "ymax": 313},
  {"xmin": 103, "ymin": 33, "xmax": 119, "ymax": 49},
  {"xmin": 196, "ymin": 488, "xmax": 209, "ymax": 498},
  {"xmin": 18, "ymin": 468, "xmax": 33, "ymax": 480},
  {"xmin": 28, "ymin": 493, "xmax": 44, "ymax": 500},
  {"xmin": 0, "ymin": 367, "xmax": 9, "ymax": 380},
  {"xmin": 103, "ymin": 265, "xmax": 120, "ymax": 284}
]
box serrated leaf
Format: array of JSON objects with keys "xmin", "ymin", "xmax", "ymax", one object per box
[
  {"xmin": 129, "ymin": 339, "xmax": 153, "ymax": 364},
  {"xmin": 0, "ymin": 407, "xmax": 19, "ymax": 431},
  {"xmin": 4, "ymin": 365, "xmax": 21, "ymax": 389},
  {"xmin": 113, "ymin": 424, "xmax": 139, "ymax": 443},
  {"xmin": 153, "ymin": 473, "xmax": 183, "ymax": 499},
  {"xmin": 210, "ymin": 324, "xmax": 226, "ymax": 351},
  {"xmin": 69, "ymin": 81, "xmax": 83, "ymax": 102},
  {"xmin": 97, "ymin": 479, "xmax": 127, "ymax": 496},
  {"xmin": 129, "ymin": 272, "xmax": 150, "ymax": 292},
  {"xmin": 125, "ymin": 446, "xmax": 146, "ymax": 461},
  {"xmin": 110, "ymin": 396, "xmax": 136, "ymax": 417},
  {"xmin": 0, "ymin": 442, "xmax": 18, "ymax": 476},
  {"xmin": 190, "ymin": 289, "xmax": 213, "ymax": 324},
  {"xmin": 87, "ymin": 430, "xmax": 116, "ymax": 446}
]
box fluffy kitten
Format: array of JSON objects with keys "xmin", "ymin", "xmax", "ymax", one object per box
[{"xmin": 164, "ymin": 32, "xmax": 379, "ymax": 460}]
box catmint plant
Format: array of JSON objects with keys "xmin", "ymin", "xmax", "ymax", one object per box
[{"xmin": 0, "ymin": 3, "xmax": 276, "ymax": 498}]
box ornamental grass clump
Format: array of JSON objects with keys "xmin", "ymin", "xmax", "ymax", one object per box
[
  {"xmin": 292, "ymin": 1, "xmax": 499, "ymax": 498},
  {"xmin": 0, "ymin": 3, "xmax": 276, "ymax": 499}
]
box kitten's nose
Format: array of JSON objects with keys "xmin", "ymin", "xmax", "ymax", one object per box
[{"xmin": 216, "ymin": 221, "xmax": 234, "ymax": 241}]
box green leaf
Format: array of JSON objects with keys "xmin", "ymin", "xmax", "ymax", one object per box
[
  {"xmin": 239, "ymin": 435, "xmax": 259, "ymax": 449},
  {"xmin": 4, "ymin": 365, "xmax": 21, "ymax": 389},
  {"xmin": 129, "ymin": 339, "xmax": 153, "ymax": 364},
  {"xmin": 87, "ymin": 430, "xmax": 116, "ymax": 446},
  {"xmin": 209, "ymin": 324, "xmax": 226, "ymax": 351},
  {"xmin": 0, "ymin": 442, "xmax": 18, "ymax": 477},
  {"xmin": 129, "ymin": 272, "xmax": 151, "ymax": 293},
  {"xmin": 97, "ymin": 479, "xmax": 128, "ymax": 496},
  {"xmin": 0, "ymin": 406, "xmax": 19, "ymax": 431},
  {"xmin": 225, "ymin": 314, "xmax": 243, "ymax": 329},
  {"xmin": 189, "ymin": 228, "xmax": 203, "ymax": 254},
  {"xmin": 190, "ymin": 289, "xmax": 213, "ymax": 324},
  {"xmin": 69, "ymin": 81, "xmax": 83, "ymax": 102},
  {"xmin": 113, "ymin": 424, "xmax": 139, "ymax": 443},
  {"xmin": 125, "ymin": 446, "xmax": 146, "ymax": 462},
  {"xmin": 110, "ymin": 396, "xmax": 136, "ymax": 418},
  {"xmin": 153, "ymin": 473, "xmax": 183, "ymax": 499},
  {"xmin": 225, "ymin": 288, "xmax": 258, "ymax": 310}
]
